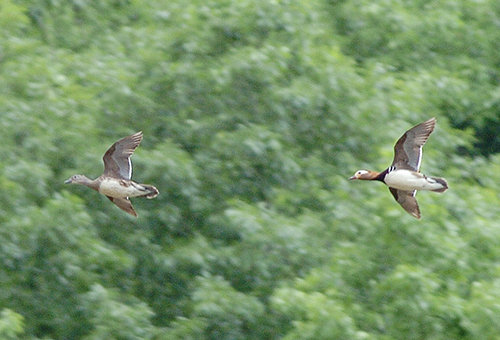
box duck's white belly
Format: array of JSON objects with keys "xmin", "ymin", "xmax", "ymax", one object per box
[
  {"xmin": 384, "ymin": 169, "xmax": 441, "ymax": 191},
  {"xmin": 99, "ymin": 178, "xmax": 142, "ymax": 198}
]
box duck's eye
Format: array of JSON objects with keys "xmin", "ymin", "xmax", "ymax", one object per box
[{"xmin": 73, "ymin": 175, "xmax": 78, "ymax": 179}]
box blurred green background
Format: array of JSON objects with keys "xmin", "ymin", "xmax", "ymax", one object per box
[{"xmin": 2, "ymin": 0, "xmax": 500, "ymax": 339}]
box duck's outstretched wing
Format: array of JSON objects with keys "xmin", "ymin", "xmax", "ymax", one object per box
[
  {"xmin": 106, "ymin": 196, "xmax": 138, "ymax": 217},
  {"xmin": 389, "ymin": 188, "xmax": 420, "ymax": 219},
  {"xmin": 392, "ymin": 118, "xmax": 436, "ymax": 171},
  {"xmin": 102, "ymin": 131, "xmax": 143, "ymax": 180}
]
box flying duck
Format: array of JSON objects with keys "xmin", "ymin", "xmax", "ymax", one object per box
[
  {"xmin": 65, "ymin": 131, "xmax": 159, "ymax": 217},
  {"xmin": 349, "ymin": 117, "xmax": 448, "ymax": 219}
]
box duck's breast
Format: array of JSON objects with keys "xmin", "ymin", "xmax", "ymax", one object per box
[{"xmin": 384, "ymin": 169, "xmax": 443, "ymax": 191}]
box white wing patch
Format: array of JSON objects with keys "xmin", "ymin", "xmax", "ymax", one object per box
[
  {"xmin": 127, "ymin": 159, "xmax": 132, "ymax": 179},
  {"xmin": 415, "ymin": 146, "xmax": 423, "ymax": 170}
]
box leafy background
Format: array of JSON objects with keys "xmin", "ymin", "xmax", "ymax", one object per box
[{"xmin": 2, "ymin": 0, "xmax": 500, "ymax": 339}]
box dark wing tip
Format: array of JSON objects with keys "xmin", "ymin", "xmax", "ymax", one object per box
[
  {"xmin": 103, "ymin": 132, "xmax": 143, "ymax": 158},
  {"xmin": 124, "ymin": 131, "xmax": 144, "ymax": 148}
]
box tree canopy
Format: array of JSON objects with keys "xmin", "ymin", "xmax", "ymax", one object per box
[{"xmin": 2, "ymin": 0, "xmax": 500, "ymax": 338}]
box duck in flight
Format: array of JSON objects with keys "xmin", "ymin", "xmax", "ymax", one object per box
[
  {"xmin": 349, "ymin": 117, "xmax": 448, "ymax": 219},
  {"xmin": 65, "ymin": 131, "xmax": 159, "ymax": 217}
]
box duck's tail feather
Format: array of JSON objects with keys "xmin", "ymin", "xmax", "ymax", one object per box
[
  {"xmin": 142, "ymin": 184, "xmax": 159, "ymax": 199},
  {"xmin": 429, "ymin": 177, "xmax": 448, "ymax": 193}
]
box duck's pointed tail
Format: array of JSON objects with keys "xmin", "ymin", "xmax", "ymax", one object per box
[
  {"xmin": 429, "ymin": 177, "xmax": 448, "ymax": 193},
  {"xmin": 142, "ymin": 184, "xmax": 159, "ymax": 199}
]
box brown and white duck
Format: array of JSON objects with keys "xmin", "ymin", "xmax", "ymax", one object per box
[
  {"xmin": 65, "ymin": 131, "xmax": 159, "ymax": 217},
  {"xmin": 349, "ymin": 117, "xmax": 448, "ymax": 219}
]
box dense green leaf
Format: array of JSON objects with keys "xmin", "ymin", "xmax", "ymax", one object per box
[{"xmin": 1, "ymin": 0, "xmax": 500, "ymax": 339}]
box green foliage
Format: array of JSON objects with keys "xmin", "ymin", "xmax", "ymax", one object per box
[
  {"xmin": 1, "ymin": 0, "xmax": 500, "ymax": 339},
  {"xmin": 82, "ymin": 284, "xmax": 155, "ymax": 340},
  {"xmin": 0, "ymin": 309, "xmax": 25, "ymax": 340},
  {"xmin": 191, "ymin": 275, "xmax": 265, "ymax": 339}
]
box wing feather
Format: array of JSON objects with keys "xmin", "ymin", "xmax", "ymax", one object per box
[
  {"xmin": 106, "ymin": 196, "xmax": 138, "ymax": 217},
  {"xmin": 102, "ymin": 132, "xmax": 143, "ymax": 180},
  {"xmin": 388, "ymin": 187, "xmax": 420, "ymax": 219},
  {"xmin": 392, "ymin": 118, "xmax": 436, "ymax": 171}
]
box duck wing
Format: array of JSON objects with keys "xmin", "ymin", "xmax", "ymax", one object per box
[
  {"xmin": 392, "ymin": 118, "xmax": 436, "ymax": 171},
  {"xmin": 107, "ymin": 196, "xmax": 138, "ymax": 217},
  {"xmin": 389, "ymin": 188, "xmax": 420, "ymax": 219},
  {"xmin": 102, "ymin": 131, "xmax": 143, "ymax": 180}
]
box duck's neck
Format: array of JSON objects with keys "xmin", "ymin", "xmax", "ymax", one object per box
[
  {"xmin": 81, "ymin": 176, "xmax": 100, "ymax": 192},
  {"xmin": 362, "ymin": 170, "xmax": 386, "ymax": 181},
  {"xmin": 375, "ymin": 168, "xmax": 390, "ymax": 181}
]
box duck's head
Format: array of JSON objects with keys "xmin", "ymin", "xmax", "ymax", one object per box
[
  {"xmin": 349, "ymin": 170, "xmax": 374, "ymax": 180},
  {"xmin": 64, "ymin": 174, "xmax": 89, "ymax": 185}
]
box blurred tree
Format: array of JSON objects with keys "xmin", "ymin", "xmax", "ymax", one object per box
[
  {"xmin": 1, "ymin": 0, "xmax": 500, "ymax": 339},
  {"xmin": 0, "ymin": 309, "xmax": 25, "ymax": 340}
]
